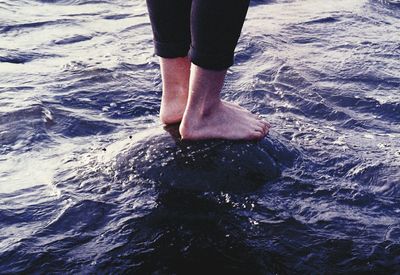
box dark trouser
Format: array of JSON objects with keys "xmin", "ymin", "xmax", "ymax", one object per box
[{"xmin": 146, "ymin": 0, "xmax": 250, "ymax": 71}]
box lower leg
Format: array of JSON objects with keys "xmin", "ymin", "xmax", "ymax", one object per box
[
  {"xmin": 179, "ymin": 64, "xmax": 270, "ymax": 140},
  {"xmin": 159, "ymin": 56, "xmax": 190, "ymax": 124}
]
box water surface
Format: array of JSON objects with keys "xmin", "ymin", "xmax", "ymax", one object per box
[{"xmin": 1, "ymin": 0, "xmax": 400, "ymax": 273}]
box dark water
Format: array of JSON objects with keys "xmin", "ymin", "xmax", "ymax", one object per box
[{"xmin": 1, "ymin": 0, "xmax": 400, "ymax": 273}]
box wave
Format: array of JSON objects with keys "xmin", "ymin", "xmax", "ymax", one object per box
[
  {"xmin": 53, "ymin": 35, "xmax": 92, "ymax": 45},
  {"xmin": 0, "ymin": 19, "xmax": 74, "ymax": 33}
]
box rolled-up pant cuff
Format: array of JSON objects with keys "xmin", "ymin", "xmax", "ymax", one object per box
[
  {"xmin": 154, "ymin": 40, "xmax": 190, "ymax": 58},
  {"xmin": 153, "ymin": 41, "xmax": 234, "ymax": 71},
  {"xmin": 188, "ymin": 46, "xmax": 233, "ymax": 71}
]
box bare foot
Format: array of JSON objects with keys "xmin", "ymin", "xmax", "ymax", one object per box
[
  {"xmin": 160, "ymin": 89, "xmax": 188, "ymax": 124},
  {"xmin": 160, "ymin": 97, "xmax": 268, "ymax": 126},
  {"xmin": 158, "ymin": 57, "xmax": 190, "ymax": 125},
  {"xmin": 180, "ymin": 101, "xmax": 270, "ymax": 140},
  {"xmin": 223, "ymin": 101, "xmax": 272, "ymax": 131}
]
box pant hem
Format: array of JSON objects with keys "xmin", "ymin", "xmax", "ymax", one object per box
[
  {"xmin": 188, "ymin": 46, "xmax": 234, "ymax": 71},
  {"xmin": 154, "ymin": 40, "xmax": 190, "ymax": 58}
]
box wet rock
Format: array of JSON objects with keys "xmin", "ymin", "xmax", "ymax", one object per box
[{"xmin": 111, "ymin": 125, "xmax": 298, "ymax": 193}]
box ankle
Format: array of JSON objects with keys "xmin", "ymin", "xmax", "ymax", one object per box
[
  {"xmin": 162, "ymin": 84, "xmax": 188, "ymax": 98},
  {"xmin": 186, "ymin": 97, "xmax": 222, "ymax": 118}
]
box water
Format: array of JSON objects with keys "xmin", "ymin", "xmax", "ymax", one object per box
[{"xmin": 1, "ymin": 0, "xmax": 400, "ymax": 273}]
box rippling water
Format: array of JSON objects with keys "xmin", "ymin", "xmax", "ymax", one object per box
[{"xmin": 1, "ymin": 0, "xmax": 400, "ymax": 273}]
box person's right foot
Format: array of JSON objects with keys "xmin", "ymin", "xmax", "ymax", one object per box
[
  {"xmin": 159, "ymin": 88, "xmax": 188, "ymax": 125},
  {"xmin": 158, "ymin": 57, "xmax": 190, "ymax": 125},
  {"xmin": 179, "ymin": 101, "xmax": 270, "ymax": 140}
]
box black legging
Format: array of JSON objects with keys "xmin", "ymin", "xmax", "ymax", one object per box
[{"xmin": 146, "ymin": 0, "xmax": 250, "ymax": 71}]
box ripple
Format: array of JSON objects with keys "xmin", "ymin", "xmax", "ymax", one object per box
[
  {"xmin": 36, "ymin": 0, "xmax": 111, "ymax": 5},
  {"xmin": 0, "ymin": 51, "xmax": 58, "ymax": 64},
  {"xmin": 0, "ymin": 19, "xmax": 74, "ymax": 33},
  {"xmin": 53, "ymin": 35, "xmax": 92, "ymax": 45},
  {"xmin": 303, "ymin": 16, "xmax": 339, "ymax": 24},
  {"xmin": 103, "ymin": 13, "xmax": 132, "ymax": 20}
]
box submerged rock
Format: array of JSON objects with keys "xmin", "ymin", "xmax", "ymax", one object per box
[{"xmin": 109, "ymin": 125, "xmax": 298, "ymax": 193}]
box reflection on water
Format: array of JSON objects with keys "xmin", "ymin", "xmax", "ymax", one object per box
[{"xmin": 1, "ymin": 0, "xmax": 400, "ymax": 273}]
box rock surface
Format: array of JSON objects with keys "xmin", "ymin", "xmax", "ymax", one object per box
[{"xmin": 111, "ymin": 125, "xmax": 298, "ymax": 193}]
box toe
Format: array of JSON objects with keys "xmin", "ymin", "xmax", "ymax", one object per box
[
  {"xmin": 256, "ymin": 120, "xmax": 265, "ymax": 129},
  {"xmin": 264, "ymin": 126, "xmax": 270, "ymax": 136},
  {"xmin": 252, "ymin": 129, "xmax": 264, "ymax": 140},
  {"xmin": 262, "ymin": 121, "xmax": 271, "ymax": 132},
  {"xmin": 256, "ymin": 122, "xmax": 268, "ymax": 135},
  {"xmin": 255, "ymin": 125, "xmax": 265, "ymax": 135},
  {"xmin": 255, "ymin": 123, "xmax": 264, "ymax": 131},
  {"xmin": 256, "ymin": 115, "xmax": 270, "ymax": 126}
]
